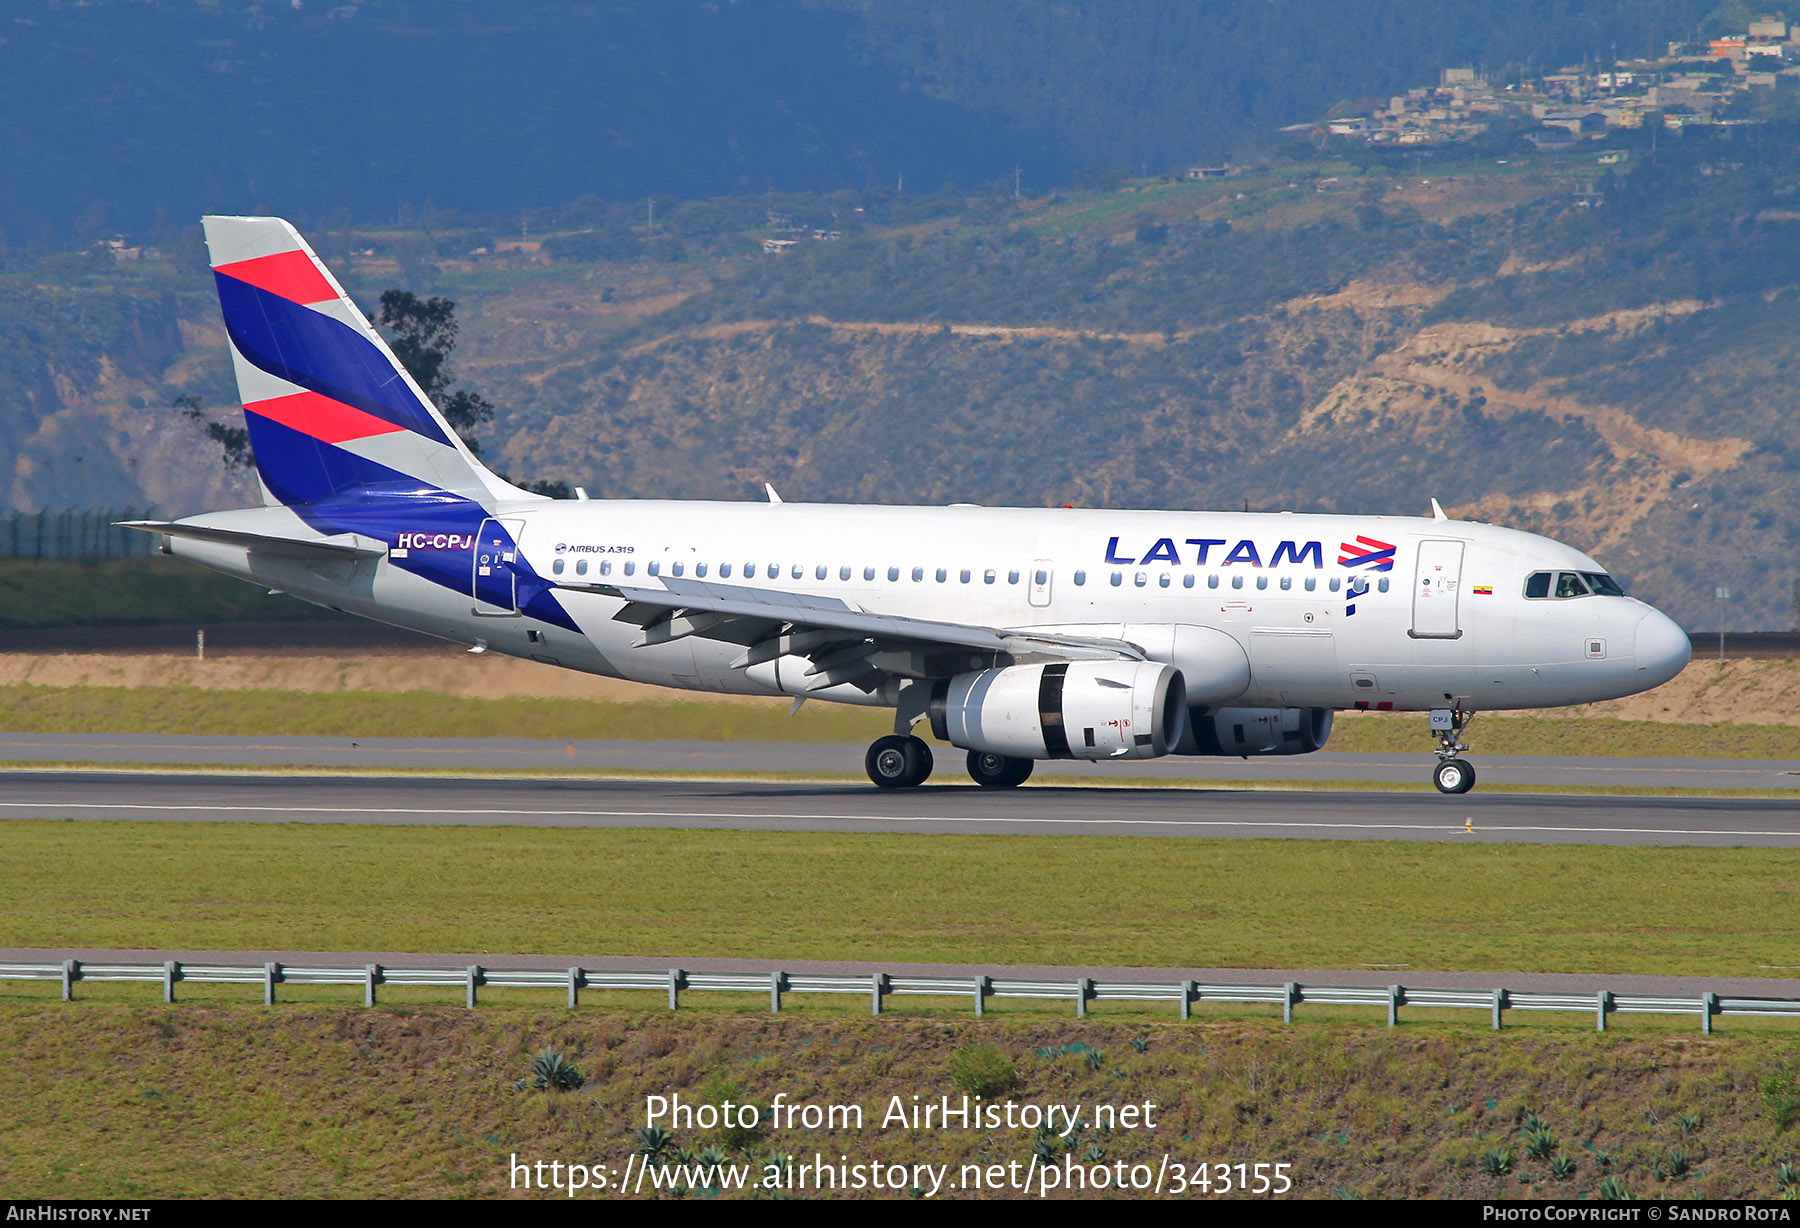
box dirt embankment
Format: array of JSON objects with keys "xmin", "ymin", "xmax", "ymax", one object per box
[{"xmin": 1, "ymin": 649, "xmax": 1793, "ymax": 727}]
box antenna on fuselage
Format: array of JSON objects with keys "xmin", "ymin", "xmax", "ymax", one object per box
[
  {"xmin": 1430, "ymin": 497, "xmax": 1449, "ymax": 521},
  {"xmin": 764, "ymin": 483, "xmax": 784, "ymax": 504}
]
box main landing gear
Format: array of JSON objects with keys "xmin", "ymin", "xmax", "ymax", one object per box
[
  {"xmin": 861, "ymin": 736, "xmax": 1036, "ymax": 789},
  {"xmin": 865, "ymin": 735, "xmax": 933, "ymax": 788},
  {"xmin": 966, "ymin": 750, "xmax": 1034, "ymax": 789},
  {"xmin": 1430, "ymin": 706, "xmax": 1476, "ymax": 794}
]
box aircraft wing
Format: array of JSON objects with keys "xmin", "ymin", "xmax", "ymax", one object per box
[
  {"xmin": 557, "ymin": 576, "xmax": 1144, "ymax": 692},
  {"xmin": 118, "ymin": 520, "xmax": 387, "ymax": 560}
]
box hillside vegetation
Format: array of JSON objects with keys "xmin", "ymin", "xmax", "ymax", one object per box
[{"xmin": 9, "ymin": 127, "xmax": 1800, "ymax": 627}]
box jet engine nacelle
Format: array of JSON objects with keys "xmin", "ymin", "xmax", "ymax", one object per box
[
  {"xmin": 930, "ymin": 661, "xmax": 1188, "ymax": 761},
  {"xmin": 1176, "ymin": 706, "xmax": 1334, "ymax": 757}
]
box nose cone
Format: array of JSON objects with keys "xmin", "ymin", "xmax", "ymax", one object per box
[{"xmin": 1633, "ymin": 609, "xmax": 1691, "ymax": 690}]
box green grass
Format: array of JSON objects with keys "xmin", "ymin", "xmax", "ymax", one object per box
[
  {"xmin": 1328, "ymin": 716, "xmax": 1800, "ymax": 760},
  {"xmin": 3, "ymin": 821, "xmax": 1797, "ymax": 977},
  {"xmin": 0, "ymin": 558, "xmax": 328, "ymax": 629},
  {"xmin": 0, "ymin": 684, "xmax": 889, "ymax": 742},
  {"xmin": 8, "ymin": 682, "xmax": 1800, "ymax": 759},
  {"xmin": 3, "ymin": 1003, "xmax": 1798, "ymax": 1199}
]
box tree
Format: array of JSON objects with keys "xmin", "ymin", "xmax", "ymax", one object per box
[{"xmin": 176, "ymin": 393, "xmax": 253, "ymax": 471}]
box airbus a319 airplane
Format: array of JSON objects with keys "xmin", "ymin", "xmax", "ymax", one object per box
[{"xmin": 128, "ymin": 217, "xmax": 1692, "ymax": 793}]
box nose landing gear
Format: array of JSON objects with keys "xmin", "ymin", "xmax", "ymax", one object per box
[{"xmin": 1430, "ymin": 706, "xmax": 1476, "ymax": 794}]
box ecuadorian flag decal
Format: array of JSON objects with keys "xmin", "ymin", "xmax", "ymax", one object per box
[{"xmin": 1472, "ymin": 584, "xmax": 1494, "ymax": 596}]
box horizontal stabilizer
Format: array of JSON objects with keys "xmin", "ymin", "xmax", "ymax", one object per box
[{"xmin": 117, "ymin": 520, "xmax": 386, "ymax": 560}]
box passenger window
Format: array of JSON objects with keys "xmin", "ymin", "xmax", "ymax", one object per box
[
  {"xmin": 1231, "ymin": 575, "xmax": 1243, "ymax": 590},
  {"xmin": 552, "ymin": 558, "xmax": 565, "ymax": 575},
  {"xmin": 1158, "ymin": 573, "xmax": 1170, "ymax": 588},
  {"xmin": 1073, "ymin": 571, "xmax": 1086, "ymax": 586},
  {"xmin": 812, "ymin": 565, "xmax": 824, "ymax": 581},
  {"xmin": 1279, "ymin": 576, "xmax": 1291, "ymax": 591},
  {"xmin": 1377, "ymin": 578, "xmax": 1390, "ymax": 593},
  {"xmin": 1111, "ymin": 572, "xmax": 1123, "ymax": 587},
  {"xmin": 984, "ymin": 569, "xmax": 996, "ymax": 584},
  {"xmin": 671, "ymin": 562, "xmax": 683, "ymax": 577},
  {"xmin": 889, "ymin": 566, "xmax": 900, "ymax": 582},
  {"xmin": 624, "ymin": 561, "xmax": 636, "ymax": 576},
  {"xmin": 863, "ymin": 566, "xmax": 875, "ymax": 581},
  {"xmin": 1255, "ymin": 575, "xmax": 1268, "ymax": 590},
  {"xmin": 696, "ymin": 563, "xmax": 707, "ymax": 578},
  {"xmin": 935, "ymin": 567, "xmax": 947, "ymax": 582},
  {"xmin": 1035, "ymin": 569, "xmax": 1048, "ymax": 586},
  {"xmin": 719, "ymin": 563, "xmax": 732, "ymax": 578},
  {"xmin": 1134, "ymin": 571, "xmax": 1147, "ymax": 587},
  {"xmin": 1556, "ymin": 572, "xmax": 1590, "ymax": 598},
  {"xmin": 912, "ymin": 567, "xmax": 924, "ymax": 582},
  {"xmin": 1183, "ymin": 574, "xmax": 1194, "ymax": 588},
  {"xmin": 1207, "ymin": 575, "xmax": 1219, "ymax": 589},
  {"xmin": 648, "ymin": 561, "xmax": 661, "ymax": 576},
  {"xmin": 767, "ymin": 564, "xmax": 779, "ymax": 579},
  {"xmin": 1008, "ymin": 569, "xmax": 1020, "ymax": 584},
  {"xmin": 960, "ymin": 569, "xmax": 971, "ymax": 583},
  {"xmin": 1329, "ymin": 577, "xmax": 1340, "ymax": 592},
  {"xmin": 838, "ymin": 565, "xmax": 850, "ymax": 581},
  {"xmin": 791, "ymin": 564, "xmax": 803, "ymax": 580},
  {"xmin": 1304, "ymin": 576, "xmax": 1315, "ymax": 592},
  {"xmin": 599, "ymin": 560, "xmax": 611, "ymax": 576},
  {"xmin": 574, "ymin": 559, "xmax": 586, "ymax": 576}
]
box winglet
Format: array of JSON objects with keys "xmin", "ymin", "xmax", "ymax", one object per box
[{"xmin": 1430, "ymin": 498, "xmax": 1449, "ymax": 521}]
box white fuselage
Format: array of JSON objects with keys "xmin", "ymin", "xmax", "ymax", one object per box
[{"xmin": 169, "ymin": 500, "xmax": 1692, "ymax": 715}]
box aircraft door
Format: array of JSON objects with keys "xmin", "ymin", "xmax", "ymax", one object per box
[
  {"xmin": 473, "ymin": 517, "xmax": 527, "ymax": 614},
  {"xmin": 1029, "ymin": 560, "xmax": 1054, "ymax": 608},
  {"xmin": 1410, "ymin": 539, "xmax": 1464, "ymax": 639}
]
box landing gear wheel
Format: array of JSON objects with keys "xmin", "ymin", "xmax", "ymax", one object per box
[
  {"xmin": 966, "ymin": 750, "xmax": 1034, "ymax": 789},
  {"xmin": 1433, "ymin": 758, "xmax": 1475, "ymax": 795},
  {"xmin": 866, "ymin": 735, "xmax": 932, "ymax": 788}
]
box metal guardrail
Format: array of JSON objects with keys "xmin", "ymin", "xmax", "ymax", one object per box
[{"xmin": 4, "ymin": 960, "xmax": 1799, "ymax": 1032}]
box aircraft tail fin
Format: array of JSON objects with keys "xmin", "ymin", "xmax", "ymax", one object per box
[{"xmin": 200, "ymin": 215, "xmax": 532, "ymax": 510}]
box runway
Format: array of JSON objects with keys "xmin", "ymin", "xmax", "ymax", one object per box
[
  {"xmin": 5, "ymin": 731, "xmax": 1800, "ymax": 791},
  {"xmin": 4, "ymin": 769, "xmax": 1799, "ymax": 846}
]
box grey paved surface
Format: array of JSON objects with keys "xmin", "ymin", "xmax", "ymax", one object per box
[
  {"xmin": 5, "ymin": 732, "xmax": 1800, "ymax": 792},
  {"xmin": 3, "ymin": 770, "xmax": 1799, "ymax": 846}
]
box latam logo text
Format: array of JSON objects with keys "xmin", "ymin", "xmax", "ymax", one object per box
[
  {"xmin": 1103, "ymin": 536, "xmax": 1396, "ymax": 570},
  {"xmin": 394, "ymin": 532, "xmax": 476, "ymax": 552}
]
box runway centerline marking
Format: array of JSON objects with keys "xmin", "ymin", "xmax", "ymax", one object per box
[{"xmin": 0, "ymin": 800, "xmax": 1795, "ymax": 840}]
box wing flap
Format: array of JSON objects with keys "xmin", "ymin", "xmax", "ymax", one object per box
[{"xmin": 555, "ymin": 577, "xmax": 1148, "ymax": 682}]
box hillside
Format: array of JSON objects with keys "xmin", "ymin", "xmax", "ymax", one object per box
[
  {"xmin": 0, "ymin": 0, "xmax": 1716, "ymax": 243},
  {"xmin": 8, "ymin": 128, "xmax": 1800, "ymax": 627}
]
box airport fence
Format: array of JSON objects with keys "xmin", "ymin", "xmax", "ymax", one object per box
[
  {"xmin": 3, "ymin": 959, "xmax": 1799, "ymax": 1033},
  {"xmin": 0, "ymin": 509, "xmax": 158, "ymax": 560}
]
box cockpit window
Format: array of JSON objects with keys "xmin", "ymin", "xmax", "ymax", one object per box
[
  {"xmin": 1525, "ymin": 570, "xmax": 1627, "ymax": 599},
  {"xmin": 1555, "ymin": 572, "xmax": 1590, "ymax": 599}
]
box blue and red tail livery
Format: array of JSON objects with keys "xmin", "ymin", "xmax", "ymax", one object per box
[{"xmin": 202, "ymin": 215, "xmax": 513, "ymax": 508}]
